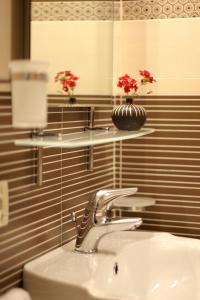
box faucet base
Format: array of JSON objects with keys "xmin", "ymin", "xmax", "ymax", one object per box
[
  {"xmin": 74, "ymin": 248, "xmax": 97, "ymax": 254},
  {"xmin": 75, "ymin": 218, "xmax": 143, "ymax": 254}
]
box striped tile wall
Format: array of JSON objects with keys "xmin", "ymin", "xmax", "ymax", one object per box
[
  {"xmin": 1, "ymin": 93, "xmax": 200, "ymax": 293},
  {"xmin": 0, "ymin": 93, "xmax": 114, "ymax": 293},
  {"xmin": 116, "ymin": 96, "xmax": 200, "ymax": 239}
]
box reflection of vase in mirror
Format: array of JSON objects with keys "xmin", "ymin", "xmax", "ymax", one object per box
[
  {"xmin": 30, "ymin": 0, "xmax": 115, "ymax": 96},
  {"xmin": 54, "ymin": 70, "xmax": 79, "ymax": 103},
  {"xmin": 69, "ymin": 96, "xmax": 76, "ymax": 104}
]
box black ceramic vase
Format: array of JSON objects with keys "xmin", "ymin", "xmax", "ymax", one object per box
[{"xmin": 112, "ymin": 97, "xmax": 146, "ymax": 131}]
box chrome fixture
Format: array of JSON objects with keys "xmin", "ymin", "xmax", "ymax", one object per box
[
  {"xmin": 84, "ymin": 106, "xmax": 110, "ymax": 171},
  {"xmin": 75, "ymin": 188, "xmax": 142, "ymax": 253}
]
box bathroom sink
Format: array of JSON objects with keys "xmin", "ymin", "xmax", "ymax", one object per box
[{"xmin": 23, "ymin": 231, "xmax": 200, "ymax": 300}]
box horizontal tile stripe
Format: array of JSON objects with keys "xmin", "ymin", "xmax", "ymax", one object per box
[
  {"xmin": 121, "ymin": 181, "xmax": 200, "ymax": 191},
  {"xmin": 119, "ymin": 95, "xmax": 200, "ymax": 239},
  {"xmin": 0, "ymin": 224, "xmax": 61, "ymax": 255},
  {"xmin": 119, "ymin": 161, "xmax": 200, "ymax": 170},
  {"xmin": 1, "ymin": 93, "xmax": 200, "ymax": 291},
  {"xmin": 0, "ymin": 93, "xmax": 114, "ymax": 292},
  {"xmin": 134, "ymin": 191, "xmax": 200, "ymax": 200},
  {"xmin": 0, "ymin": 213, "xmax": 61, "ymax": 242},
  {"xmin": 119, "ymin": 166, "xmax": 200, "ymax": 174},
  {"xmin": 122, "ymin": 171, "xmax": 200, "ymax": 179},
  {"xmin": 1, "ymin": 238, "xmax": 61, "ymax": 276},
  {"xmin": 123, "ymin": 143, "xmax": 200, "ymax": 149}
]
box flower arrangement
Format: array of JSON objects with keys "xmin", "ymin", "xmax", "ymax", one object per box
[
  {"xmin": 55, "ymin": 70, "xmax": 79, "ymax": 97},
  {"xmin": 117, "ymin": 70, "xmax": 156, "ymax": 97}
]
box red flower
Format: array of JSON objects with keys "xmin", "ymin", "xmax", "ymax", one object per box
[
  {"xmin": 68, "ymin": 81, "xmax": 76, "ymax": 88},
  {"xmin": 139, "ymin": 70, "xmax": 150, "ymax": 78},
  {"xmin": 55, "ymin": 70, "xmax": 79, "ymax": 95},
  {"xmin": 117, "ymin": 74, "xmax": 138, "ymax": 95},
  {"xmin": 148, "ymin": 76, "xmax": 155, "ymax": 83},
  {"xmin": 63, "ymin": 86, "xmax": 69, "ymax": 92},
  {"xmin": 61, "ymin": 79, "xmax": 69, "ymax": 86},
  {"xmin": 117, "ymin": 70, "xmax": 156, "ymax": 96},
  {"xmin": 71, "ymin": 75, "xmax": 79, "ymax": 81},
  {"xmin": 65, "ymin": 71, "xmax": 72, "ymax": 76},
  {"xmin": 117, "ymin": 81, "xmax": 123, "ymax": 88},
  {"xmin": 124, "ymin": 86, "xmax": 131, "ymax": 94},
  {"xmin": 139, "ymin": 70, "xmax": 156, "ymax": 83},
  {"xmin": 55, "ymin": 71, "xmax": 65, "ymax": 82}
]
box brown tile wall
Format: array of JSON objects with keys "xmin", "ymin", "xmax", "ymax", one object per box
[
  {"xmin": 117, "ymin": 96, "xmax": 200, "ymax": 239},
  {"xmin": 0, "ymin": 93, "xmax": 114, "ymax": 293},
  {"xmin": 1, "ymin": 93, "xmax": 200, "ymax": 293}
]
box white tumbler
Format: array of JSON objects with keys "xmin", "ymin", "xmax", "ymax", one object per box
[{"xmin": 9, "ymin": 60, "xmax": 48, "ymax": 128}]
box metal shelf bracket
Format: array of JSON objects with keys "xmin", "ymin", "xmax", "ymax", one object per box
[{"xmin": 85, "ymin": 107, "xmax": 110, "ymax": 171}]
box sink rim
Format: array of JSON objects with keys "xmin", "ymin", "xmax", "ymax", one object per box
[{"xmin": 23, "ymin": 231, "xmax": 200, "ymax": 300}]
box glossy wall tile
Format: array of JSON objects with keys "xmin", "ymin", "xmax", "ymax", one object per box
[
  {"xmin": 117, "ymin": 96, "xmax": 200, "ymax": 239},
  {"xmin": 0, "ymin": 94, "xmax": 114, "ymax": 293}
]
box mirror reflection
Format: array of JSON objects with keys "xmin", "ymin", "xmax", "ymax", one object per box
[
  {"xmin": 31, "ymin": 0, "xmax": 200, "ymax": 97},
  {"xmin": 31, "ymin": 1, "xmax": 115, "ymax": 96}
]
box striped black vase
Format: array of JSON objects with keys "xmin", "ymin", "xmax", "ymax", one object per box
[{"xmin": 112, "ymin": 97, "xmax": 146, "ymax": 131}]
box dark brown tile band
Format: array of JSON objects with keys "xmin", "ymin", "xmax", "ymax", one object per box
[
  {"xmin": 118, "ymin": 95, "xmax": 200, "ymax": 240},
  {"xmin": 0, "ymin": 94, "xmax": 114, "ymax": 294}
]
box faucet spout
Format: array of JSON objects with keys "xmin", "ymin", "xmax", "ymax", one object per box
[{"xmin": 75, "ymin": 188, "xmax": 143, "ymax": 253}]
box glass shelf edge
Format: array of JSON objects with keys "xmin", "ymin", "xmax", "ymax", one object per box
[
  {"xmin": 48, "ymin": 103, "xmax": 113, "ymax": 108},
  {"xmin": 14, "ymin": 128, "xmax": 155, "ymax": 149}
]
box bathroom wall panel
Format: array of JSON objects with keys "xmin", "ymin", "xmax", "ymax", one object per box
[
  {"xmin": 122, "ymin": 137, "xmax": 200, "ymax": 149},
  {"xmin": 2, "ymin": 0, "xmax": 198, "ymax": 291},
  {"xmin": 31, "ymin": 20, "xmax": 114, "ymax": 95},
  {"xmin": 32, "ymin": 0, "xmax": 199, "ymax": 21},
  {"xmin": 113, "ymin": 18, "xmax": 200, "ymax": 96},
  {"xmin": 32, "ymin": 0, "xmax": 117, "ymax": 21},
  {"xmin": 0, "ymin": 93, "xmax": 114, "ymax": 293},
  {"xmin": 0, "ymin": 0, "xmax": 29, "ymax": 92},
  {"xmin": 0, "ymin": 216, "xmax": 61, "ymax": 250},
  {"xmin": 121, "ymin": 0, "xmax": 200, "ymax": 19},
  {"xmin": 118, "ymin": 96, "xmax": 200, "ymax": 239}
]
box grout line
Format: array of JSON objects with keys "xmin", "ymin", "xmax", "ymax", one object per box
[
  {"xmin": 122, "ymin": 181, "xmax": 200, "ymax": 190},
  {"xmin": 62, "ymin": 183, "xmax": 114, "ymax": 204},
  {"xmin": 122, "ymin": 155, "xmax": 200, "ymax": 161},
  {"xmin": 0, "ymin": 212, "xmax": 61, "ymax": 239},
  {"xmin": 122, "ymin": 171, "xmax": 200, "ymax": 179}
]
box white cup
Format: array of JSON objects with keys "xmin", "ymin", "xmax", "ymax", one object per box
[{"xmin": 9, "ymin": 60, "xmax": 48, "ymax": 128}]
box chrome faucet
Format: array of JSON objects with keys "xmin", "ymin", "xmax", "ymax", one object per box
[{"xmin": 75, "ymin": 188, "xmax": 143, "ymax": 253}]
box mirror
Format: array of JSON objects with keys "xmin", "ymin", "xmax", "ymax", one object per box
[
  {"xmin": 0, "ymin": 0, "xmax": 30, "ymax": 88},
  {"xmin": 30, "ymin": 1, "xmax": 115, "ymax": 96},
  {"xmin": 30, "ymin": 1, "xmax": 200, "ymax": 97}
]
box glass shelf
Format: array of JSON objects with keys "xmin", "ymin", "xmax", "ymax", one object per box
[
  {"xmin": 48, "ymin": 103, "xmax": 113, "ymax": 108},
  {"xmin": 14, "ymin": 128, "xmax": 155, "ymax": 149}
]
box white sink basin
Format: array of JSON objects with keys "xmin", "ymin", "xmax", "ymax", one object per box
[{"xmin": 23, "ymin": 231, "xmax": 200, "ymax": 300}]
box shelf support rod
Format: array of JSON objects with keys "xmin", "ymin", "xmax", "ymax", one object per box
[
  {"xmin": 37, "ymin": 147, "xmax": 43, "ymax": 186},
  {"xmin": 88, "ymin": 107, "xmax": 95, "ymax": 171},
  {"xmin": 88, "ymin": 146, "xmax": 94, "ymax": 171}
]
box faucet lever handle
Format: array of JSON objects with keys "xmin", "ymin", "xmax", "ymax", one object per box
[{"xmin": 96, "ymin": 188, "xmax": 138, "ymax": 210}]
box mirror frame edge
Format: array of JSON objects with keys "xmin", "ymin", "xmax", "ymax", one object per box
[{"xmin": 11, "ymin": 0, "xmax": 31, "ymax": 60}]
